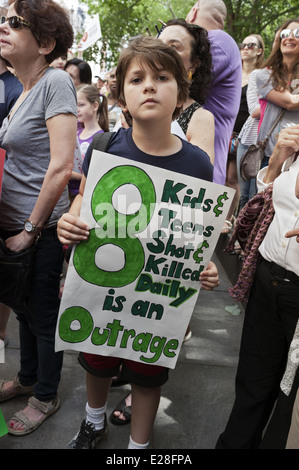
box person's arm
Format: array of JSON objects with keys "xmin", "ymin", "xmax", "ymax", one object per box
[
  {"xmin": 251, "ymin": 108, "xmax": 260, "ymax": 119},
  {"xmin": 70, "ymin": 171, "xmax": 82, "ymax": 181},
  {"xmin": 186, "ymin": 108, "xmax": 215, "ymax": 164},
  {"xmin": 6, "ymin": 113, "xmax": 77, "ymax": 252},
  {"xmin": 57, "ymin": 175, "xmax": 90, "ymax": 245},
  {"xmin": 266, "ymin": 88, "xmax": 299, "ymax": 111},
  {"xmin": 256, "ymin": 68, "xmax": 299, "ymax": 111},
  {"xmin": 263, "ymin": 124, "xmax": 299, "ymax": 184},
  {"xmin": 247, "ymin": 71, "xmax": 260, "ymax": 118}
]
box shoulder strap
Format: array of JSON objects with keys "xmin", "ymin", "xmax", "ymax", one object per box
[
  {"xmin": 265, "ymin": 109, "xmax": 285, "ymax": 140},
  {"xmin": 258, "ymin": 109, "xmax": 285, "ymax": 149},
  {"xmin": 89, "ymin": 131, "xmax": 115, "ymax": 154}
]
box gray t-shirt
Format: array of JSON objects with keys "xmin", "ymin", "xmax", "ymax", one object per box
[
  {"xmin": 0, "ymin": 68, "xmax": 77, "ymax": 231},
  {"xmin": 256, "ymin": 68, "xmax": 299, "ymax": 158}
]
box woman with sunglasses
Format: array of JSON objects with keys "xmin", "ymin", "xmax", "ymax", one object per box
[
  {"xmin": 0, "ymin": 0, "xmax": 77, "ymax": 436},
  {"xmin": 255, "ymin": 19, "xmax": 299, "ymax": 168},
  {"xmin": 223, "ymin": 34, "xmax": 265, "ymax": 234}
]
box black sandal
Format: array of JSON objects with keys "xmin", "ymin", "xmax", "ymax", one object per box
[{"xmin": 109, "ymin": 393, "xmax": 131, "ymax": 425}]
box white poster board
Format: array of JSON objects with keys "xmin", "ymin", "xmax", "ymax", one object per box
[{"xmin": 55, "ymin": 151, "xmax": 234, "ymax": 368}]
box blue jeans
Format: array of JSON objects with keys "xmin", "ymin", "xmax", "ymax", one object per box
[{"xmin": 0, "ymin": 226, "xmax": 64, "ymax": 401}]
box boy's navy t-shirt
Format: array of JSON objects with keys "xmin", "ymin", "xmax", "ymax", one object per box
[{"xmin": 82, "ymin": 127, "xmax": 213, "ymax": 182}]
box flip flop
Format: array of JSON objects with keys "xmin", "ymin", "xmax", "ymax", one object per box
[{"xmin": 109, "ymin": 393, "xmax": 131, "ymax": 426}]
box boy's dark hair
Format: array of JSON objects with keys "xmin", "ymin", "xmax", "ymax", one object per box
[
  {"xmin": 116, "ymin": 35, "xmax": 190, "ymax": 121},
  {"xmin": 10, "ymin": 0, "xmax": 73, "ymax": 65}
]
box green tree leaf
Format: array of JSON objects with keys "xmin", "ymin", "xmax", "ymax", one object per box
[{"xmin": 78, "ymin": 0, "xmax": 299, "ymax": 67}]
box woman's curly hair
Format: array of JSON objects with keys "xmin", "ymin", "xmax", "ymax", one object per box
[{"xmin": 164, "ymin": 18, "xmax": 213, "ymax": 105}]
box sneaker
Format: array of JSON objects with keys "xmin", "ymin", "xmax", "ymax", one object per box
[{"xmin": 67, "ymin": 416, "xmax": 108, "ymax": 449}]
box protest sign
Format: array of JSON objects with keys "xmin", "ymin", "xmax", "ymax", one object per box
[
  {"xmin": 77, "ymin": 14, "xmax": 102, "ymax": 52},
  {"xmin": 55, "ymin": 151, "xmax": 234, "ymax": 368}
]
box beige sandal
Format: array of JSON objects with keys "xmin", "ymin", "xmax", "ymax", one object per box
[
  {"xmin": 0, "ymin": 376, "xmax": 35, "ymax": 403},
  {"xmin": 8, "ymin": 395, "xmax": 60, "ymax": 436}
]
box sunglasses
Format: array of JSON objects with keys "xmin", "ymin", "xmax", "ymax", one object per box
[
  {"xmin": 0, "ymin": 15, "xmax": 33, "ymax": 30},
  {"xmin": 280, "ymin": 28, "xmax": 299, "ymax": 39},
  {"xmin": 239, "ymin": 42, "xmax": 259, "ymax": 50}
]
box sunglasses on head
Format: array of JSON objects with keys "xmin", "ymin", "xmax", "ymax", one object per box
[
  {"xmin": 0, "ymin": 15, "xmax": 33, "ymax": 30},
  {"xmin": 239, "ymin": 42, "xmax": 259, "ymax": 50},
  {"xmin": 280, "ymin": 28, "xmax": 299, "ymax": 39}
]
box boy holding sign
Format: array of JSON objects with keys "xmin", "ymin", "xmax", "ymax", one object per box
[{"xmin": 57, "ymin": 36, "xmax": 218, "ymax": 450}]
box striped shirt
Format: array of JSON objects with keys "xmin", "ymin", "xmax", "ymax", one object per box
[{"xmin": 239, "ymin": 69, "xmax": 260, "ymax": 146}]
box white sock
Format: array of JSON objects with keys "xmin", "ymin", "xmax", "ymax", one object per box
[
  {"xmin": 128, "ymin": 435, "xmax": 149, "ymax": 449},
  {"xmin": 85, "ymin": 402, "xmax": 106, "ymax": 431}
]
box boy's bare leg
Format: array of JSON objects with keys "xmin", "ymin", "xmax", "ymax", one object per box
[
  {"xmin": 131, "ymin": 384, "xmax": 161, "ymax": 444},
  {"xmin": 86, "ymin": 372, "xmax": 112, "ymax": 408}
]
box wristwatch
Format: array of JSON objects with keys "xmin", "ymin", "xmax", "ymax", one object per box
[{"xmin": 24, "ymin": 219, "xmax": 41, "ymax": 234}]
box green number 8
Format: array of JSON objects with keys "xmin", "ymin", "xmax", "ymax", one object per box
[{"xmin": 73, "ymin": 165, "xmax": 156, "ymax": 288}]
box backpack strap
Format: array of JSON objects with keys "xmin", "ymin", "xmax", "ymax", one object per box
[{"xmin": 89, "ymin": 131, "xmax": 115, "ymax": 154}]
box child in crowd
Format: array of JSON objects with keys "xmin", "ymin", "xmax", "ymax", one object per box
[
  {"xmin": 68, "ymin": 85, "xmax": 109, "ymax": 200},
  {"xmin": 57, "ymin": 36, "xmax": 218, "ymax": 450}
]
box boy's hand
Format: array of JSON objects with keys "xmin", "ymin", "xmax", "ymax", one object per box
[
  {"xmin": 57, "ymin": 213, "xmax": 90, "ymax": 245},
  {"xmin": 200, "ymin": 261, "xmax": 220, "ymax": 290},
  {"xmin": 285, "ymin": 229, "xmax": 299, "ymax": 244}
]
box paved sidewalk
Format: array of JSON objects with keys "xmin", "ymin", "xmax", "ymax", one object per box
[{"xmin": 0, "ymin": 243, "xmax": 244, "ymax": 450}]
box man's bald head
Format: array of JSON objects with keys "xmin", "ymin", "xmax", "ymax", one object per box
[{"xmin": 186, "ymin": 0, "xmax": 227, "ymax": 30}]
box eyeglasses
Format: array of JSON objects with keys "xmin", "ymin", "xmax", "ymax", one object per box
[
  {"xmin": 0, "ymin": 15, "xmax": 33, "ymax": 30},
  {"xmin": 239, "ymin": 42, "xmax": 259, "ymax": 50},
  {"xmin": 156, "ymin": 19, "xmax": 166, "ymax": 37},
  {"xmin": 280, "ymin": 28, "xmax": 299, "ymax": 39}
]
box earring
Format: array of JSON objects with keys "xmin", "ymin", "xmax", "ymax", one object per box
[{"xmin": 188, "ymin": 70, "xmax": 193, "ymax": 81}]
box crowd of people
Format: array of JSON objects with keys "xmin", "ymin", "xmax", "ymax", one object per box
[{"xmin": 0, "ymin": 0, "xmax": 299, "ymax": 450}]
